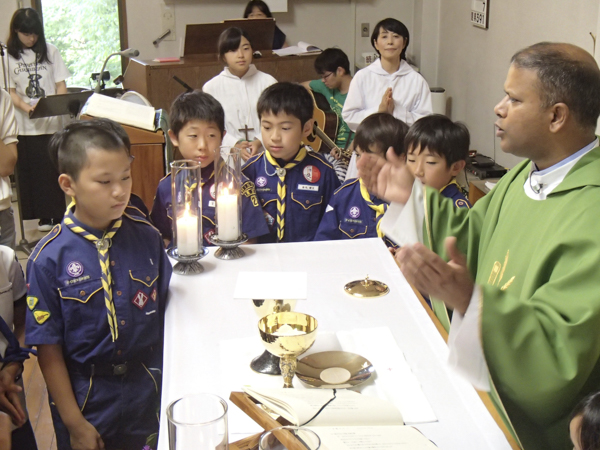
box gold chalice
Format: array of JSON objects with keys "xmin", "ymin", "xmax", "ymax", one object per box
[
  {"xmin": 251, "ymin": 300, "xmax": 297, "ymax": 375},
  {"xmin": 258, "ymin": 312, "xmax": 318, "ymax": 388}
]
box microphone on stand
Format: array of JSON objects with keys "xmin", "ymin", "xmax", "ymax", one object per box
[{"xmin": 94, "ymin": 48, "xmax": 140, "ymax": 93}]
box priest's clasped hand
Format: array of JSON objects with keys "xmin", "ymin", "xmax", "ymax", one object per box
[
  {"xmin": 396, "ymin": 237, "xmax": 474, "ymax": 315},
  {"xmin": 357, "ymin": 147, "xmax": 415, "ymax": 204}
]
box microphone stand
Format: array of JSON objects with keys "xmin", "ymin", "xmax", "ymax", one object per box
[
  {"xmin": 0, "ymin": 42, "xmax": 7, "ymax": 91},
  {"xmin": 94, "ymin": 48, "xmax": 139, "ymax": 93}
]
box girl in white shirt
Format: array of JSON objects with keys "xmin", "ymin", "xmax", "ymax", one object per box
[
  {"xmin": 203, "ymin": 27, "xmax": 276, "ymax": 162},
  {"xmin": 342, "ymin": 18, "xmax": 432, "ymax": 179},
  {"xmin": 6, "ymin": 8, "xmax": 69, "ymax": 230}
]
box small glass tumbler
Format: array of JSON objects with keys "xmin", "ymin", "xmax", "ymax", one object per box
[
  {"xmin": 259, "ymin": 426, "xmax": 321, "ymax": 450},
  {"xmin": 167, "ymin": 393, "xmax": 229, "ymax": 450}
]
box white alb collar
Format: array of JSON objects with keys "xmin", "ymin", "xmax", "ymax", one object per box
[{"xmin": 524, "ymin": 139, "xmax": 598, "ymax": 200}]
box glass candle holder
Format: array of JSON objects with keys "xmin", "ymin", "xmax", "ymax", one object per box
[
  {"xmin": 215, "ymin": 146, "xmax": 243, "ymax": 241},
  {"xmin": 208, "ymin": 146, "xmax": 248, "ymax": 259},
  {"xmin": 168, "ymin": 160, "xmax": 207, "ymax": 274}
]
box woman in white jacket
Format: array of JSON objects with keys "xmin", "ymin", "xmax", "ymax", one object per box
[
  {"xmin": 342, "ymin": 18, "xmax": 432, "ymax": 178},
  {"xmin": 203, "ymin": 27, "xmax": 276, "ymax": 161}
]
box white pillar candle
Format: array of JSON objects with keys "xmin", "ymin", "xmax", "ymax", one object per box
[
  {"xmin": 176, "ymin": 209, "xmax": 199, "ymax": 256},
  {"xmin": 217, "ymin": 188, "xmax": 240, "ymax": 241}
]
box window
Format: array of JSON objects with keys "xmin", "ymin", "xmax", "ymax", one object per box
[{"xmin": 34, "ymin": 0, "xmax": 128, "ymax": 89}]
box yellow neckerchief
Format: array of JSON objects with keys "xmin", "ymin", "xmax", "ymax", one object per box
[
  {"xmin": 439, "ymin": 178, "xmax": 462, "ymax": 194},
  {"xmin": 64, "ymin": 205, "xmax": 122, "ymax": 341},
  {"xmin": 265, "ymin": 146, "xmax": 308, "ymax": 241},
  {"xmin": 359, "ymin": 178, "xmax": 387, "ymax": 238}
]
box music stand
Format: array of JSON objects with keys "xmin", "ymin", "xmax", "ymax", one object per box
[{"xmin": 29, "ymin": 90, "xmax": 94, "ymax": 119}]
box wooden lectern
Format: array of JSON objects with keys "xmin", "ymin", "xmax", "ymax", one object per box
[
  {"xmin": 81, "ymin": 114, "xmax": 165, "ymax": 210},
  {"xmin": 123, "ymin": 19, "xmax": 319, "ymax": 112}
]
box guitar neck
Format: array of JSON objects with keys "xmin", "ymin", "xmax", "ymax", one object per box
[{"xmin": 313, "ymin": 125, "xmax": 352, "ymax": 162}]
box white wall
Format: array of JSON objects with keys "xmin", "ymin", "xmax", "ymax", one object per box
[
  {"xmin": 437, "ymin": 0, "xmax": 599, "ymax": 168},
  {"xmin": 127, "ymin": 0, "xmax": 355, "ymax": 69},
  {"xmin": 412, "ymin": 0, "xmax": 440, "ymax": 85},
  {"xmin": 125, "ymin": 0, "xmax": 413, "ymax": 75},
  {"xmin": 0, "ymin": 0, "xmax": 31, "ymax": 43}
]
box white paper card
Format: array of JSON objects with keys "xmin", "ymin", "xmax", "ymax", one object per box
[
  {"xmin": 233, "ymin": 271, "xmax": 307, "ymax": 300},
  {"xmin": 337, "ymin": 327, "xmax": 438, "ymax": 424}
]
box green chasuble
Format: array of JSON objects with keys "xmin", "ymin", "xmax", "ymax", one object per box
[
  {"xmin": 422, "ymin": 145, "xmax": 600, "ymax": 450},
  {"xmin": 309, "ymin": 79, "xmax": 352, "ymax": 149}
]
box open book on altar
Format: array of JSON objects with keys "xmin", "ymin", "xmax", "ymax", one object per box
[{"xmin": 242, "ymin": 386, "xmax": 438, "ymax": 449}]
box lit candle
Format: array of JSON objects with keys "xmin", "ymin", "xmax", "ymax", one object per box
[
  {"xmin": 217, "ymin": 187, "xmax": 240, "ymax": 241},
  {"xmin": 176, "ymin": 207, "xmax": 199, "ymax": 256}
]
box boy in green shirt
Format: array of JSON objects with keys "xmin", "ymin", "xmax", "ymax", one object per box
[{"xmin": 302, "ymin": 48, "xmax": 353, "ymax": 180}]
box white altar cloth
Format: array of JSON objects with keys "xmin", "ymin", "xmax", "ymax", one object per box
[{"xmin": 158, "ymin": 238, "xmax": 511, "ymax": 450}]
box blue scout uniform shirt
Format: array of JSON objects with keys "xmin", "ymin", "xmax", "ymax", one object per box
[
  {"xmin": 25, "ymin": 211, "xmax": 172, "ymax": 366},
  {"xmin": 314, "ymin": 178, "xmax": 398, "ymax": 248},
  {"xmin": 440, "ymin": 180, "xmax": 471, "ymax": 208},
  {"xmin": 242, "ymin": 148, "xmax": 341, "ymax": 243},
  {"xmin": 25, "ymin": 210, "xmax": 172, "ymax": 445},
  {"xmin": 126, "ymin": 193, "xmax": 150, "ymax": 219},
  {"xmin": 150, "ymin": 162, "xmax": 269, "ymax": 246}
]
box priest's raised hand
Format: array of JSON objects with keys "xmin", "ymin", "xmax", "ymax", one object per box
[
  {"xmin": 357, "ymin": 147, "xmax": 414, "ymax": 204},
  {"xmin": 396, "ymin": 236, "xmax": 474, "ymax": 315}
]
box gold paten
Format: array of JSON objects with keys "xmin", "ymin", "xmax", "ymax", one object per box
[
  {"xmin": 344, "ymin": 275, "xmax": 389, "ymax": 298},
  {"xmin": 258, "ymin": 312, "xmax": 318, "ymax": 388},
  {"xmin": 296, "ymin": 351, "xmax": 375, "ymax": 389}
]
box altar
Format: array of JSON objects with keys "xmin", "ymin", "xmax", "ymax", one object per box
[{"xmin": 158, "ymin": 238, "xmax": 513, "ymax": 449}]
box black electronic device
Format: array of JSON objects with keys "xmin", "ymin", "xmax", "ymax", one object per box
[
  {"xmin": 468, "ymin": 154, "xmax": 495, "ymax": 168},
  {"xmin": 466, "ymin": 162, "xmax": 507, "ymax": 179}
]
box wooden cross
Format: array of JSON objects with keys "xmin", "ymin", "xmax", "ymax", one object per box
[{"xmin": 238, "ymin": 124, "xmax": 254, "ymax": 141}]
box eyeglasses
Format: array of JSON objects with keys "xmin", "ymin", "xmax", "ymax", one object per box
[{"xmin": 321, "ymin": 72, "xmax": 334, "ymax": 81}]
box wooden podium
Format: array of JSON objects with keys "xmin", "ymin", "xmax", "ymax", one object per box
[
  {"xmin": 81, "ymin": 114, "xmax": 165, "ymax": 210},
  {"xmin": 124, "ymin": 19, "xmax": 319, "ymax": 112},
  {"xmin": 123, "ymin": 52, "xmax": 319, "ymax": 113},
  {"xmin": 124, "ymin": 124, "xmax": 165, "ymax": 210}
]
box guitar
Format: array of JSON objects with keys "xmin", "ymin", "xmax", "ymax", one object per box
[{"xmin": 304, "ymin": 90, "xmax": 353, "ymax": 163}]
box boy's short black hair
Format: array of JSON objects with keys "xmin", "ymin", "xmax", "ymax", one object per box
[
  {"xmin": 218, "ymin": 27, "xmax": 253, "ymax": 60},
  {"xmin": 354, "ymin": 113, "xmax": 409, "ymax": 158},
  {"xmin": 257, "ymin": 82, "xmax": 313, "ymax": 126},
  {"xmin": 49, "ymin": 118, "xmax": 130, "ymax": 180},
  {"xmin": 169, "ymin": 90, "xmax": 225, "ymax": 137},
  {"xmin": 404, "ymin": 115, "xmax": 470, "ymax": 166},
  {"xmin": 314, "ymin": 48, "xmax": 350, "ymax": 76},
  {"xmin": 570, "ymin": 391, "xmax": 600, "ymax": 450}
]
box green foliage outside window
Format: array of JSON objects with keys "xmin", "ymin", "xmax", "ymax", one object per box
[{"xmin": 42, "ymin": 0, "xmax": 122, "ymax": 89}]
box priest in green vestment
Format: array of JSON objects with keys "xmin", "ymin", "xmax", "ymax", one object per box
[{"xmin": 358, "ymin": 42, "xmax": 600, "ymax": 450}]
